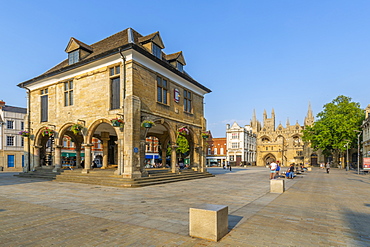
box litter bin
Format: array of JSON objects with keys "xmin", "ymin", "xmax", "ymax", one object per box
[{"xmin": 0, "ymin": 166, "xmax": 3, "ymax": 171}]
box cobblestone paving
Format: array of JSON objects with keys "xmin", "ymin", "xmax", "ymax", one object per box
[{"xmin": 0, "ymin": 167, "xmax": 369, "ymax": 246}]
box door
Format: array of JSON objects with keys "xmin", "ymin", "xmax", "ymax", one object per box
[{"xmin": 8, "ymin": 155, "xmax": 15, "ymax": 167}]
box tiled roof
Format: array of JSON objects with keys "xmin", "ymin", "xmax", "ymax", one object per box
[
  {"xmin": 18, "ymin": 28, "xmax": 211, "ymax": 93},
  {"xmin": 3, "ymin": 105, "xmax": 27, "ymax": 114}
]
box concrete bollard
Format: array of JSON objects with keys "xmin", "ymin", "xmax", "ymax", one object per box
[
  {"xmin": 189, "ymin": 204, "xmax": 228, "ymax": 242},
  {"xmin": 270, "ymin": 179, "xmax": 285, "ymax": 193}
]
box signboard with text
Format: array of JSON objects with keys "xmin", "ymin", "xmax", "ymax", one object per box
[{"xmin": 363, "ymin": 157, "xmax": 370, "ymax": 170}]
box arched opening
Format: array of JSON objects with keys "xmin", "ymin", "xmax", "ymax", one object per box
[{"xmin": 263, "ymin": 153, "xmax": 276, "ymax": 166}]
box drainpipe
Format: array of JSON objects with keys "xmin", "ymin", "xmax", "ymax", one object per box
[
  {"xmin": 118, "ymin": 48, "xmax": 126, "ymax": 175},
  {"xmin": 25, "ymin": 87, "xmax": 31, "ymax": 172}
]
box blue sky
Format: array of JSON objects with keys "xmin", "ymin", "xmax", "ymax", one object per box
[{"xmin": 1, "ymin": 1, "xmax": 370, "ymax": 137}]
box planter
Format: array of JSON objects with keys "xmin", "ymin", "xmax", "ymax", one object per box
[
  {"xmin": 112, "ymin": 120, "xmax": 121, "ymax": 127},
  {"xmin": 142, "ymin": 123, "xmax": 153, "ymax": 128}
]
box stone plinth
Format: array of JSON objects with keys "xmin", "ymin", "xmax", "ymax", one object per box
[
  {"xmin": 270, "ymin": 179, "xmax": 285, "ymax": 193},
  {"xmin": 189, "ymin": 204, "xmax": 228, "ymax": 242}
]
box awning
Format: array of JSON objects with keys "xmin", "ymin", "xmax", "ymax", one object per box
[{"xmin": 145, "ymin": 155, "xmax": 159, "ymax": 159}]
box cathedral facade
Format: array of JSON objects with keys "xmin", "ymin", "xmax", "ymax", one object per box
[{"xmin": 251, "ymin": 105, "xmax": 324, "ymax": 167}]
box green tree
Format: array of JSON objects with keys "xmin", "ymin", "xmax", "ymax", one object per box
[
  {"xmin": 302, "ymin": 95, "xmax": 364, "ymax": 164},
  {"xmin": 166, "ymin": 135, "xmax": 190, "ymax": 159}
]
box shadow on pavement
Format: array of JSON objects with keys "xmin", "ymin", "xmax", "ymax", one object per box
[{"xmin": 228, "ymin": 214, "xmax": 243, "ymax": 230}]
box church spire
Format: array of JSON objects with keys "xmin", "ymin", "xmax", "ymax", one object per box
[{"xmin": 304, "ymin": 102, "xmax": 314, "ymax": 126}]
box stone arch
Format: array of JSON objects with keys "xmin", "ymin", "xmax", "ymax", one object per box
[
  {"xmin": 260, "ymin": 135, "xmax": 271, "ymax": 143},
  {"xmin": 263, "ymin": 153, "xmax": 277, "ymax": 165},
  {"xmin": 86, "ymin": 118, "xmax": 118, "ymax": 143}
]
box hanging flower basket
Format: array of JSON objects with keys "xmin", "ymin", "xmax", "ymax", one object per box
[
  {"xmin": 201, "ymin": 131, "xmax": 210, "ymax": 139},
  {"xmin": 71, "ymin": 124, "xmax": 83, "ymax": 134},
  {"xmin": 141, "ymin": 120, "xmax": 155, "ymax": 128},
  {"xmin": 111, "ymin": 118, "xmax": 124, "ymax": 127},
  {"xmin": 42, "ymin": 127, "xmax": 53, "ymax": 137},
  {"xmin": 178, "ymin": 127, "xmax": 189, "ymax": 136},
  {"xmin": 19, "ymin": 131, "xmax": 30, "ymax": 137}
]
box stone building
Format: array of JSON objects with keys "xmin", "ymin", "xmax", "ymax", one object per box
[
  {"xmin": 205, "ymin": 134, "xmax": 227, "ymax": 167},
  {"xmin": 226, "ymin": 122, "xmax": 257, "ymax": 166},
  {"xmin": 251, "ymin": 105, "xmax": 324, "ymax": 167},
  {"xmin": 0, "ymin": 100, "xmax": 27, "ymax": 171},
  {"xmin": 17, "ymin": 28, "xmax": 211, "ymax": 178}
]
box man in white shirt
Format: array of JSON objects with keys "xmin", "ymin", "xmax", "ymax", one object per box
[{"xmin": 269, "ymin": 161, "xmax": 278, "ymax": 179}]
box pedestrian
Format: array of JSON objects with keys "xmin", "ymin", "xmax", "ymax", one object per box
[
  {"xmin": 269, "ymin": 160, "xmax": 277, "ymax": 179},
  {"xmin": 275, "ymin": 161, "xmax": 281, "ymax": 178},
  {"xmin": 288, "ymin": 164, "xmax": 295, "ymax": 179},
  {"xmin": 326, "ymin": 162, "xmax": 330, "ymax": 173}
]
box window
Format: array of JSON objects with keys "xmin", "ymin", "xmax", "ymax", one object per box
[
  {"xmin": 232, "ymin": 133, "xmax": 239, "ymax": 139},
  {"xmin": 220, "ymin": 148, "xmax": 224, "ymax": 155},
  {"xmin": 41, "ymin": 89, "xmax": 48, "ymax": 122},
  {"xmin": 110, "ymin": 65, "xmax": 121, "ymax": 110},
  {"xmin": 157, "ymin": 76, "xmax": 168, "ymax": 104},
  {"xmin": 21, "ymin": 121, "xmax": 24, "ymax": 130},
  {"xmin": 177, "ymin": 62, "xmax": 183, "ymax": 72},
  {"xmin": 6, "ymin": 120, "xmax": 14, "ymax": 129},
  {"xmin": 153, "ymin": 43, "xmax": 161, "ymax": 59},
  {"xmin": 64, "ymin": 80, "xmax": 74, "ymax": 106},
  {"xmin": 214, "ymin": 148, "xmax": 218, "ymax": 155},
  {"xmin": 184, "ymin": 89, "xmax": 192, "ymax": 113},
  {"xmin": 232, "ymin": 143, "xmax": 239, "ymax": 149},
  {"xmin": 68, "ymin": 50, "xmax": 79, "ymax": 65},
  {"xmin": 208, "ymin": 148, "xmax": 211, "ymax": 155},
  {"xmin": 21, "ymin": 137, "xmax": 24, "ymax": 147},
  {"xmin": 7, "ymin": 136, "xmax": 14, "ymax": 146}
]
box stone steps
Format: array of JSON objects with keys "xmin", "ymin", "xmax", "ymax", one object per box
[{"xmin": 15, "ymin": 167, "xmax": 214, "ymax": 187}]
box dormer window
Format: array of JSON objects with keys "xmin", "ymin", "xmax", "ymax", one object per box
[
  {"xmin": 68, "ymin": 50, "xmax": 79, "ymax": 65},
  {"xmin": 153, "ymin": 43, "xmax": 162, "ymax": 59},
  {"xmin": 177, "ymin": 62, "xmax": 183, "ymax": 72}
]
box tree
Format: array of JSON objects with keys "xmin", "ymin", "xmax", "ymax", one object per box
[
  {"xmin": 302, "ymin": 95, "xmax": 364, "ymax": 165},
  {"xmin": 166, "ymin": 134, "xmax": 190, "ymax": 160}
]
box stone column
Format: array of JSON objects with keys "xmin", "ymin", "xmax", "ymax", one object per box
[
  {"xmin": 76, "ymin": 149, "xmax": 81, "ymax": 168},
  {"xmin": 101, "ymin": 132, "xmax": 110, "ymax": 169},
  {"xmin": 33, "ymin": 146, "xmax": 41, "ymax": 169},
  {"xmin": 53, "ymin": 145, "xmax": 63, "ymax": 172},
  {"xmin": 122, "ymin": 95, "xmax": 142, "ymax": 178},
  {"xmin": 82, "ymin": 144, "xmax": 93, "ymax": 174},
  {"xmin": 171, "ymin": 144, "xmax": 178, "ymax": 173},
  {"xmin": 161, "ymin": 145, "xmax": 167, "ymax": 168}
]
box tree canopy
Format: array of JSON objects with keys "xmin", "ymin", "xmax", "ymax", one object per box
[{"xmin": 302, "ymin": 95, "xmax": 364, "ymax": 158}]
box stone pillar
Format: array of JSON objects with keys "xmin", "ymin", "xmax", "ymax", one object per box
[
  {"xmin": 76, "ymin": 149, "xmax": 81, "ymax": 168},
  {"xmin": 82, "ymin": 144, "xmax": 93, "ymax": 174},
  {"xmin": 33, "ymin": 146, "xmax": 41, "ymax": 169},
  {"xmin": 122, "ymin": 95, "xmax": 142, "ymax": 178},
  {"xmin": 199, "ymin": 147, "xmax": 206, "ymax": 172},
  {"xmin": 53, "ymin": 145, "xmax": 63, "ymax": 172},
  {"xmin": 101, "ymin": 132, "xmax": 110, "ymax": 169},
  {"xmin": 171, "ymin": 144, "xmax": 178, "ymax": 173},
  {"xmin": 161, "ymin": 146, "xmax": 167, "ymax": 168}
]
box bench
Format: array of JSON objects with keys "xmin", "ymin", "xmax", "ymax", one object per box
[{"xmin": 189, "ymin": 204, "xmax": 228, "ymax": 241}]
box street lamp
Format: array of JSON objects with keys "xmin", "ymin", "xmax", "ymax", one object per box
[
  {"xmin": 344, "ymin": 139, "xmax": 350, "ymax": 171},
  {"xmin": 354, "ymin": 130, "xmax": 362, "ymax": 174}
]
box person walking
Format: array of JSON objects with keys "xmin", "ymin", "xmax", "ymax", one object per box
[
  {"xmin": 269, "ymin": 160, "xmax": 277, "ymax": 179},
  {"xmin": 326, "ymin": 162, "xmax": 330, "ymax": 173}
]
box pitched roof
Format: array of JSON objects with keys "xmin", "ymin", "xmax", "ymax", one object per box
[
  {"xmin": 18, "ymin": 28, "xmax": 211, "ymax": 93},
  {"xmin": 2, "ymin": 105, "xmax": 27, "ymax": 114}
]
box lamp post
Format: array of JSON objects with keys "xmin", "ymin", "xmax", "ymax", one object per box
[
  {"xmin": 344, "ymin": 139, "xmax": 350, "ymax": 171},
  {"xmin": 354, "ymin": 130, "xmax": 362, "ymax": 175}
]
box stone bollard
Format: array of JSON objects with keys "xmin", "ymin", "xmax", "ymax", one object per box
[
  {"xmin": 189, "ymin": 204, "xmax": 228, "ymax": 242},
  {"xmin": 270, "ymin": 179, "xmax": 285, "ymax": 193}
]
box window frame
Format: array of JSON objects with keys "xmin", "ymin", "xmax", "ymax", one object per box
[
  {"xmin": 156, "ymin": 76, "xmax": 168, "ymax": 105},
  {"xmin": 64, "ymin": 80, "xmax": 74, "ymax": 106},
  {"xmin": 68, "ymin": 50, "xmax": 79, "ymax": 65},
  {"xmin": 6, "ymin": 136, "xmax": 14, "ymax": 146},
  {"xmin": 6, "ymin": 120, "xmax": 14, "ymax": 129},
  {"xmin": 184, "ymin": 89, "xmax": 192, "ymax": 113},
  {"xmin": 109, "ymin": 65, "xmax": 121, "ymax": 110},
  {"xmin": 152, "ymin": 43, "xmax": 162, "ymax": 59}
]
